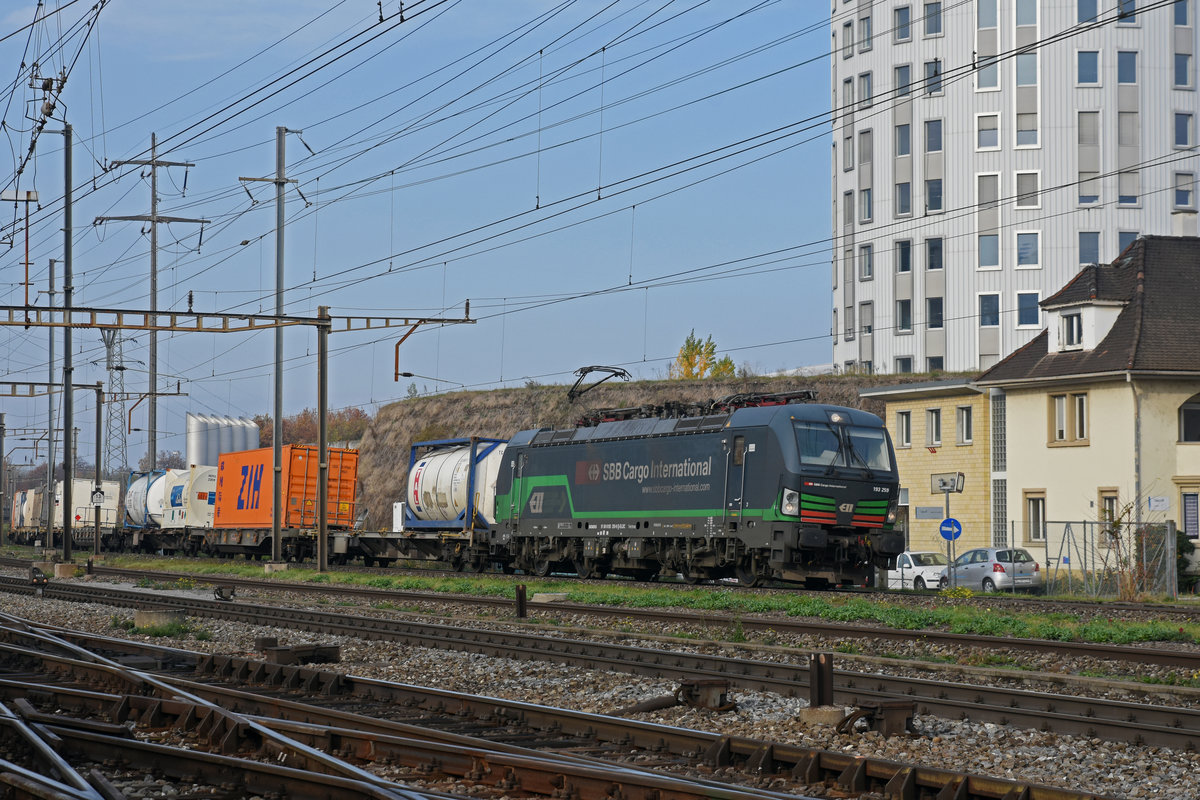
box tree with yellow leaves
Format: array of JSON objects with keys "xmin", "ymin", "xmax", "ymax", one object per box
[{"xmin": 669, "ymin": 330, "xmax": 736, "ymax": 379}]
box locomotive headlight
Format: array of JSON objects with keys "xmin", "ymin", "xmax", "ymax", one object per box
[
  {"xmin": 782, "ymin": 489, "xmax": 800, "ymax": 516},
  {"xmin": 886, "ymin": 508, "xmax": 898, "ymax": 523}
]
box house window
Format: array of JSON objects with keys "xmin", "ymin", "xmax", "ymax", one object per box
[
  {"xmin": 896, "ymin": 411, "xmax": 912, "ymax": 447},
  {"xmin": 927, "ymin": 356, "xmax": 944, "ymax": 372},
  {"xmin": 1119, "ymin": 231, "xmax": 1139, "ymax": 252},
  {"xmin": 977, "ymin": 57, "xmax": 999, "ymax": 89},
  {"xmin": 895, "ymin": 6, "xmax": 912, "ymax": 41},
  {"xmin": 843, "ymin": 134, "xmax": 854, "ymax": 170},
  {"xmin": 924, "ymin": 2, "xmax": 942, "ymax": 35},
  {"xmin": 957, "ymin": 406, "xmax": 973, "ymax": 444},
  {"xmin": 1079, "ymin": 231, "xmax": 1100, "ymax": 265},
  {"xmin": 1100, "ymin": 490, "xmax": 1121, "ymax": 530},
  {"xmin": 858, "ymin": 129, "xmax": 873, "ymax": 164},
  {"xmin": 1017, "ymin": 292, "xmax": 1040, "ymax": 326},
  {"xmin": 1177, "ymin": 173, "xmax": 1195, "ymax": 208},
  {"xmin": 1074, "ymin": 393, "xmax": 1088, "ymax": 440},
  {"xmin": 895, "ymin": 356, "xmax": 913, "ymax": 374},
  {"xmin": 1180, "ymin": 393, "xmax": 1200, "ymax": 441},
  {"xmin": 1062, "ymin": 312, "xmax": 1083, "ymax": 348},
  {"xmin": 860, "ymin": 302, "xmax": 873, "ymax": 335},
  {"xmin": 1016, "ymin": 172, "xmax": 1039, "ymax": 207},
  {"xmin": 1118, "ymin": 171, "xmax": 1139, "ymax": 205},
  {"xmin": 843, "ymin": 190, "xmax": 853, "ymax": 225},
  {"xmin": 1049, "ymin": 392, "xmax": 1089, "ymax": 443},
  {"xmin": 895, "ymin": 64, "xmax": 911, "ymax": 96},
  {"xmin": 859, "ymin": 244, "xmax": 874, "ymax": 280},
  {"xmin": 927, "ymin": 297, "xmax": 944, "ymax": 329},
  {"xmin": 842, "ymin": 21, "xmax": 853, "ymax": 58},
  {"xmin": 896, "ymin": 298, "xmax": 913, "ymax": 331},
  {"xmin": 859, "ymin": 72, "xmax": 873, "ymax": 106},
  {"xmin": 979, "ymin": 234, "xmax": 999, "ymax": 269},
  {"xmin": 978, "ymin": 114, "xmax": 999, "ymax": 149},
  {"xmin": 1052, "ymin": 394, "xmax": 1067, "ymax": 441},
  {"xmin": 859, "ymin": 15, "xmax": 872, "ymax": 51},
  {"xmin": 925, "ymin": 119, "xmax": 943, "ymax": 152},
  {"xmin": 1016, "ymin": 53, "xmax": 1037, "ymax": 86},
  {"xmin": 927, "ymin": 237, "xmax": 943, "ymax": 270},
  {"xmin": 896, "ymin": 123, "xmax": 911, "ymax": 156},
  {"xmin": 1118, "ymin": 0, "xmax": 1136, "ymax": 21},
  {"xmin": 1017, "ymin": 232, "xmax": 1039, "ymax": 267},
  {"xmin": 1078, "ymin": 51, "xmax": 1099, "ymax": 84},
  {"xmin": 896, "ymin": 240, "xmax": 912, "ymax": 272},
  {"xmin": 1176, "ymin": 113, "xmax": 1194, "ymax": 147},
  {"xmin": 845, "ymin": 305, "xmax": 855, "ymax": 340},
  {"xmin": 1025, "ymin": 492, "xmax": 1046, "ymax": 542},
  {"xmin": 1118, "ymin": 51, "xmax": 1137, "ymax": 83},
  {"xmin": 926, "ymin": 408, "xmax": 942, "ymax": 445},
  {"xmin": 979, "ymin": 294, "xmax": 1000, "ymax": 326},
  {"xmin": 896, "ymin": 182, "xmax": 912, "ymax": 215},
  {"xmin": 859, "ymin": 187, "xmax": 873, "ymax": 221},
  {"xmin": 1016, "ymin": 113, "xmax": 1038, "ymax": 146},
  {"xmin": 925, "ymin": 179, "xmax": 943, "ymax": 212},
  {"xmin": 925, "ymin": 59, "xmax": 942, "ymax": 94},
  {"xmin": 1176, "ymin": 53, "xmax": 1192, "ymax": 87},
  {"xmin": 978, "ymin": 173, "xmax": 998, "ymax": 209},
  {"xmin": 1078, "ymin": 0, "xmax": 1098, "ymax": 23}
]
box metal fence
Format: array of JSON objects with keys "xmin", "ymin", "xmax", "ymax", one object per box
[{"xmin": 1010, "ymin": 519, "xmax": 1178, "ymax": 599}]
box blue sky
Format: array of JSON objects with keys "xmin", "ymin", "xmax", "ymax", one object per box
[{"xmin": 0, "ymin": 0, "xmax": 833, "ymax": 466}]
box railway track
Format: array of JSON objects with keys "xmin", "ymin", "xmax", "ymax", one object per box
[
  {"xmin": 59, "ymin": 562, "xmax": 1200, "ymax": 670},
  {"xmin": 2, "ymin": 574, "xmax": 1197, "ymax": 753},
  {"xmin": 0, "ymin": 612, "xmax": 1120, "ymax": 800}
]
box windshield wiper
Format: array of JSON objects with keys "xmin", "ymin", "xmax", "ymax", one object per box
[
  {"xmin": 844, "ymin": 436, "xmax": 875, "ymax": 480},
  {"xmin": 822, "ymin": 424, "xmax": 844, "ymax": 475}
]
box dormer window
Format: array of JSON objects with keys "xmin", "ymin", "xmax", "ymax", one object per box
[{"xmin": 1062, "ymin": 312, "xmax": 1083, "ymax": 349}]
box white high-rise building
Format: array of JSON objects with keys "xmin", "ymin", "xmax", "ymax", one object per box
[{"xmin": 831, "ymin": 0, "xmax": 1200, "ymax": 374}]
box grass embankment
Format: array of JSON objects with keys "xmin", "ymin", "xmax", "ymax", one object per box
[{"xmin": 96, "ymin": 555, "xmax": 1200, "ymax": 648}]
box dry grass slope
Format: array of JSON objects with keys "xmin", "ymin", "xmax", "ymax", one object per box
[{"xmin": 357, "ymin": 373, "xmax": 946, "ymax": 530}]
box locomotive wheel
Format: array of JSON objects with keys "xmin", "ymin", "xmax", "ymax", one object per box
[
  {"xmin": 681, "ymin": 568, "xmax": 702, "ymax": 585},
  {"xmin": 533, "ymin": 558, "xmax": 553, "ymax": 577},
  {"xmin": 735, "ymin": 561, "xmax": 764, "ymax": 588},
  {"xmin": 575, "ymin": 559, "xmax": 606, "ymax": 580}
]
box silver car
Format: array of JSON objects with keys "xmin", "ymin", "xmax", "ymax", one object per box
[
  {"xmin": 939, "ymin": 547, "xmax": 1044, "ymax": 593},
  {"xmin": 886, "ymin": 551, "xmax": 949, "ymax": 590}
]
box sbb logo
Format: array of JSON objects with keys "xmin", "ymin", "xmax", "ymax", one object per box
[{"xmin": 575, "ymin": 460, "xmax": 603, "ymax": 484}]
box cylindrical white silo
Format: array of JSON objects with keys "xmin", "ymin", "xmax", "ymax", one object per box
[
  {"xmin": 242, "ymin": 417, "xmax": 261, "ymax": 450},
  {"xmin": 216, "ymin": 415, "xmax": 235, "ymax": 461},
  {"xmin": 186, "ymin": 413, "xmax": 205, "ymax": 467},
  {"xmin": 200, "ymin": 414, "xmax": 220, "ymax": 467},
  {"xmin": 230, "ymin": 415, "xmax": 247, "ymax": 452}
]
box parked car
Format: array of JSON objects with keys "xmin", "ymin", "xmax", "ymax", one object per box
[
  {"xmin": 938, "ymin": 547, "xmax": 1043, "ymax": 593},
  {"xmin": 886, "ymin": 550, "xmax": 949, "ymax": 590}
]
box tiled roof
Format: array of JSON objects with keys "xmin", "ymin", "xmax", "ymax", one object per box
[{"xmin": 977, "ymin": 236, "xmax": 1200, "ymax": 383}]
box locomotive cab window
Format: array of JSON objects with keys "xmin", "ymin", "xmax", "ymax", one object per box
[
  {"xmin": 794, "ymin": 422, "xmax": 841, "ymax": 466},
  {"xmin": 732, "ymin": 435, "xmax": 746, "ymax": 466},
  {"xmin": 845, "ymin": 426, "xmax": 893, "ymax": 471},
  {"xmin": 793, "ymin": 421, "xmax": 893, "ymax": 472}
]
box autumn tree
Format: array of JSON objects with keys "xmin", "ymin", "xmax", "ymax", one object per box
[
  {"xmin": 669, "ymin": 330, "xmax": 736, "ymax": 379},
  {"xmin": 254, "ymin": 407, "xmax": 373, "ymax": 446}
]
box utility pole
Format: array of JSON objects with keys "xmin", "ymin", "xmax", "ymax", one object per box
[
  {"xmin": 95, "ymin": 133, "xmax": 206, "ymax": 472},
  {"xmin": 240, "ymin": 126, "xmax": 306, "ymax": 563},
  {"xmin": 45, "ymin": 259, "xmax": 56, "ymax": 543},
  {"xmin": 99, "ymin": 329, "xmax": 129, "ymax": 473}
]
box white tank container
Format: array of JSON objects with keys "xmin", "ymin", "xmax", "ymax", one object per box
[
  {"xmin": 185, "ymin": 465, "xmax": 218, "ymax": 528},
  {"xmin": 125, "ymin": 470, "xmax": 187, "ymax": 528},
  {"xmin": 407, "ymin": 443, "xmax": 507, "ymax": 524}
]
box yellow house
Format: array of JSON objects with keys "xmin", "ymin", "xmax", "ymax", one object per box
[
  {"xmin": 975, "ymin": 237, "xmax": 1200, "ymax": 580},
  {"xmin": 860, "ymin": 380, "xmax": 992, "ymax": 558}
]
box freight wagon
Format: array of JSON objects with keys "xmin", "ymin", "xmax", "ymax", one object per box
[{"xmin": 384, "ymin": 393, "xmax": 903, "ymax": 588}]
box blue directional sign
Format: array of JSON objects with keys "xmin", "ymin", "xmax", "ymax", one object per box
[{"xmin": 939, "ymin": 517, "xmax": 963, "ymax": 541}]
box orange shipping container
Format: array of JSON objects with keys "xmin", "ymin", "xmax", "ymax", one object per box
[{"xmin": 214, "ymin": 445, "xmax": 358, "ymax": 529}]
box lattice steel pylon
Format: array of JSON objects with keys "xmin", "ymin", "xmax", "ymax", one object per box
[{"xmin": 99, "ymin": 329, "xmax": 129, "ymax": 476}]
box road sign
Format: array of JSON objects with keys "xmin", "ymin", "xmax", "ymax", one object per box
[
  {"xmin": 91, "ymin": 489, "xmax": 105, "ymax": 506},
  {"xmin": 931, "ymin": 472, "xmax": 965, "ymax": 493},
  {"xmin": 939, "ymin": 517, "xmax": 962, "ymax": 541}
]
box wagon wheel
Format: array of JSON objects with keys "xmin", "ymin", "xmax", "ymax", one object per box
[
  {"xmin": 575, "ymin": 559, "xmax": 597, "ymax": 580},
  {"xmin": 734, "ymin": 559, "xmax": 764, "ymax": 588},
  {"xmin": 533, "ymin": 558, "xmax": 553, "ymax": 578}
]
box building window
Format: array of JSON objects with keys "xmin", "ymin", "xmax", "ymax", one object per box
[
  {"xmin": 895, "ymin": 357, "xmax": 913, "ymax": 374},
  {"xmin": 927, "ymin": 296, "xmax": 944, "ymax": 329},
  {"xmin": 924, "ymin": 2, "xmax": 942, "ymax": 35},
  {"xmin": 858, "ymin": 129, "xmax": 873, "ymax": 164},
  {"xmin": 1078, "ymin": 0, "xmax": 1098, "ymax": 23},
  {"xmin": 1119, "ymin": 231, "xmax": 1139, "ymax": 252},
  {"xmin": 1078, "ymin": 51, "xmax": 1099, "ymax": 84},
  {"xmin": 1049, "ymin": 393, "xmax": 1089, "ymax": 443},
  {"xmin": 1062, "ymin": 312, "xmax": 1083, "ymax": 348},
  {"xmin": 925, "ymin": 59, "xmax": 942, "ymax": 93},
  {"xmin": 927, "ymin": 237, "xmax": 943, "ymax": 270},
  {"xmin": 1052, "ymin": 394, "xmax": 1067, "ymax": 441},
  {"xmin": 1074, "ymin": 394, "xmax": 1088, "ymax": 440},
  {"xmin": 859, "ymin": 187, "xmax": 873, "ymax": 222},
  {"xmin": 859, "ymin": 72, "xmax": 873, "ymax": 106},
  {"xmin": 1016, "ymin": 113, "xmax": 1038, "ymax": 146},
  {"xmin": 896, "ymin": 411, "xmax": 912, "ymax": 447},
  {"xmin": 1177, "ymin": 113, "xmax": 1194, "ymax": 147},
  {"xmin": 843, "ymin": 77, "xmax": 853, "ymax": 110},
  {"xmin": 928, "ymin": 356, "xmax": 944, "ymax": 372},
  {"xmin": 977, "ymin": 114, "xmax": 999, "ymax": 149},
  {"xmin": 926, "ymin": 408, "xmax": 942, "ymax": 445},
  {"xmin": 957, "ymin": 406, "xmax": 973, "ymax": 444},
  {"xmin": 1181, "ymin": 394, "xmax": 1200, "ymax": 441},
  {"xmin": 896, "ymin": 240, "xmax": 912, "ymax": 272},
  {"xmin": 859, "ymin": 15, "xmax": 872, "ymax": 51},
  {"xmin": 895, "ymin": 64, "xmax": 911, "ymax": 96},
  {"xmin": 979, "ymin": 293, "xmax": 1000, "ymax": 326},
  {"xmin": 860, "ymin": 302, "xmax": 873, "ymax": 335},
  {"xmin": 1176, "ymin": 0, "xmax": 1189, "ymax": 25},
  {"xmin": 842, "ymin": 21, "xmax": 853, "ymax": 58},
  {"xmin": 1176, "ymin": 53, "xmax": 1192, "ymax": 87},
  {"xmin": 859, "ymin": 244, "xmax": 874, "ymax": 280},
  {"xmin": 845, "ymin": 305, "xmax": 855, "ymax": 340},
  {"xmin": 1118, "ymin": 171, "xmax": 1139, "ymax": 205},
  {"xmin": 1025, "ymin": 492, "xmax": 1046, "ymax": 542},
  {"xmin": 1017, "ymin": 232, "xmax": 1039, "ymax": 267},
  {"xmin": 1118, "ymin": 111, "xmax": 1139, "ymax": 148},
  {"xmin": 1016, "ymin": 53, "xmax": 1037, "ymax": 86},
  {"xmin": 977, "ymin": 58, "xmax": 999, "ymax": 90},
  {"xmin": 1118, "ymin": 0, "xmax": 1137, "ymax": 21},
  {"xmin": 924, "ymin": 119, "xmax": 942, "ymax": 152},
  {"xmin": 895, "ymin": 6, "xmax": 912, "ymax": 41},
  {"xmin": 979, "ymin": 234, "xmax": 999, "ymax": 269},
  {"xmin": 1080, "ymin": 231, "xmax": 1100, "ymax": 265},
  {"xmin": 832, "ymin": 309, "xmax": 838, "ymax": 344},
  {"xmin": 1118, "ymin": 51, "xmax": 1137, "ymax": 83},
  {"xmin": 897, "ymin": 298, "xmax": 913, "ymax": 331},
  {"xmin": 896, "ymin": 182, "xmax": 912, "ymax": 215},
  {"xmin": 925, "ymin": 178, "xmax": 943, "ymax": 212},
  {"xmin": 1176, "ymin": 173, "xmax": 1195, "ymax": 208},
  {"xmin": 1100, "ymin": 491, "xmax": 1121, "ymax": 544},
  {"xmin": 1079, "ymin": 172, "xmax": 1100, "ymax": 205},
  {"xmin": 978, "ymin": 0, "xmax": 996, "ymax": 27},
  {"xmin": 896, "ymin": 123, "xmax": 911, "ymax": 156},
  {"xmin": 1016, "ymin": 172, "xmax": 1039, "ymax": 208},
  {"xmin": 1017, "ymin": 292, "xmax": 1040, "ymax": 327},
  {"xmin": 1016, "ymin": 0, "xmax": 1037, "ymax": 25},
  {"xmin": 843, "ymin": 134, "xmax": 854, "ymax": 170},
  {"xmin": 978, "ymin": 173, "xmax": 998, "ymax": 209}
]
